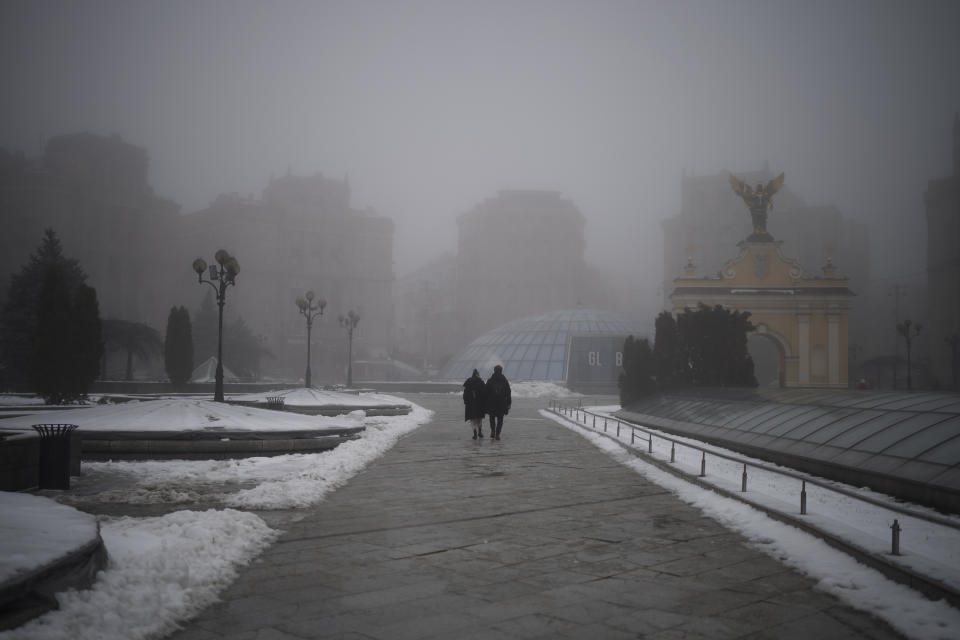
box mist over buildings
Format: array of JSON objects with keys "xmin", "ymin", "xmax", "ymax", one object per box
[{"xmin": 1, "ymin": 1, "xmax": 958, "ymax": 384}]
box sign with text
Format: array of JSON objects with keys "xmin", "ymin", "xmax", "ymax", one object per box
[{"xmin": 566, "ymin": 335, "xmax": 627, "ymax": 389}]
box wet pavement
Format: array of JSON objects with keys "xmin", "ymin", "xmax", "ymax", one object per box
[{"xmin": 165, "ymin": 393, "xmax": 902, "ymax": 639}]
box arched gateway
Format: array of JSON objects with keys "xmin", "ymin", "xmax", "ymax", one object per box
[{"xmin": 669, "ymin": 173, "xmax": 854, "ymax": 388}]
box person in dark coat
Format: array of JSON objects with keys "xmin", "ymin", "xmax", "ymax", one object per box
[
  {"xmin": 463, "ymin": 369, "xmax": 487, "ymax": 439},
  {"xmin": 485, "ymin": 364, "xmax": 511, "ymax": 440}
]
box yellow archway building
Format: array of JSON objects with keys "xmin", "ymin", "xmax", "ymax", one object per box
[{"xmin": 669, "ymin": 240, "xmax": 854, "ymax": 388}]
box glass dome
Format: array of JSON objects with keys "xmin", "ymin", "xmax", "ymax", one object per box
[{"xmin": 439, "ymin": 308, "xmax": 647, "ymax": 382}]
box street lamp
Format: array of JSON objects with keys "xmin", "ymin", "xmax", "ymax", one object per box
[
  {"xmin": 192, "ymin": 250, "xmax": 239, "ymax": 402},
  {"xmin": 295, "ymin": 290, "xmax": 326, "ymax": 388},
  {"xmin": 338, "ymin": 310, "xmax": 360, "ymax": 388},
  {"xmin": 896, "ymin": 319, "xmax": 922, "ymax": 391}
]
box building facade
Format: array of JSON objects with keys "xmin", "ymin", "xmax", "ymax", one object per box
[
  {"xmin": 455, "ymin": 190, "xmax": 591, "ymax": 346},
  {"xmin": 924, "ymin": 114, "xmax": 960, "ymax": 390},
  {"xmin": 0, "ymin": 133, "xmax": 180, "ymax": 331},
  {"xmin": 180, "ymin": 173, "xmax": 395, "ymax": 382}
]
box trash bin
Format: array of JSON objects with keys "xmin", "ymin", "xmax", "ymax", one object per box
[
  {"xmin": 32, "ymin": 424, "xmax": 78, "ymax": 490},
  {"xmin": 266, "ymin": 396, "xmax": 285, "ymax": 411}
]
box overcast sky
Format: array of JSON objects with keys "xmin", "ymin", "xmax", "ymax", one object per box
[{"xmin": 2, "ymin": 0, "xmax": 958, "ymax": 294}]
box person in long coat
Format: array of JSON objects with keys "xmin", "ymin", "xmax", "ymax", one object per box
[
  {"xmin": 485, "ymin": 364, "xmax": 512, "ymax": 440},
  {"xmin": 463, "ymin": 369, "xmax": 487, "ymax": 439}
]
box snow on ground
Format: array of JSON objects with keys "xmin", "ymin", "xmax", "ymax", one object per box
[
  {"xmin": 226, "ymin": 387, "xmax": 410, "ymax": 406},
  {"xmin": 445, "ymin": 380, "xmax": 582, "ymax": 398},
  {"xmin": 544, "ymin": 406, "xmax": 960, "ymax": 640},
  {"xmin": 0, "ymin": 493, "xmax": 98, "ymax": 584},
  {"xmin": 0, "ymin": 395, "xmax": 45, "ymax": 407},
  {"xmin": 0, "ymin": 397, "xmax": 370, "ymax": 432},
  {"xmin": 0, "ymin": 396, "xmax": 433, "ymax": 640},
  {"xmin": 510, "ymin": 380, "xmax": 583, "ymax": 398}
]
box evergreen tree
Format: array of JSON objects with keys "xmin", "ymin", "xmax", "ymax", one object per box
[
  {"xmin": 618, "ymin": 335, "xmax": 656, "ymax": 406},
  {"xmin": 164, "ymin": 306, "xmax": 194, "ymax": 386},
  {"xmin": 1, "ymin": 229, "xmax": 87, "ymax": 390},
  {"xmin": 653, "ymin": 311, "xmax": 687, "ymax": 389},
  {"xmin": 676, "ymin": 304, "xmax": 757, "ymax": 388},
  {"xmin": 72, "ymin": 284, "xmax": 104, "ymax": 390},
  {"xmin": 29, "ymin": 268, "xmax": 102, "ymax": 403}
]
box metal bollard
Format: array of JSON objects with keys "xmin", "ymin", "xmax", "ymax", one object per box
[
  {"xmin": 631, "ymin": 428, "xmax": 635, "ymax": 444},
  {"xmin": 800, "ymin": 480, "xmax": 807, "ymax": 515},
  {"xmin": 891, "ymin": 519, "xmax": 901, "ymax": 556},
  {"xmin": 604, "ymin": 417, "xmax": 608, "ymax": 430},
  {"xmin": 670, "ymin": 442, "xmax": 675, "ymax": 463},
  {"xmin": 648, "ymin": 434, "xmax": 653, "ymax": 454},
  {"xmin": 592, "ymin": 415, "xmax": 596, "ymax": 428},
  {"xmin": 616, "ymin": 421, "xmax": 621, "ymax": 436},
  {"xmin": 741, "ymin": 464, "xmax": 747, "ymax": 492},
  {"xmin": 699, "ymin": 451, "xmax": 706, "ymax": 477}
]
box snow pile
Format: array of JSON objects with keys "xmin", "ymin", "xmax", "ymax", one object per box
[
  {"xmin": 0, "ymin": 493, "xmax": 98, "ymax": 583},
  {"xmin": 228, "ymin": 387, "xmax": 409, "ymax": 407},
  {"xmin": 509, "ymin": 381, "xmax": 583, "ymax": 398},
  {"xmin": 0, "ymin": 398, "xmax": 368, "ymax": 432},
  {"xmin": 0, "ymin": 395, "xmax": 45, "ymax": 407},
  {"xmin": 1, "ymin": 509, "xmax": 277, "ymax": 640}
]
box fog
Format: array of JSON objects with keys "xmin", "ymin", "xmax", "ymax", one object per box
[{"xmin": 2, "ymin": 0, "xmax": 958, "ymax": 306}]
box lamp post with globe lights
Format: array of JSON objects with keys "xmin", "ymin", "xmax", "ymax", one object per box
[
  {"xmin": 339, "ymin": 310, "xmax": 360, "ymax": 388},
  {"xmin": 192, "ymin": 250, "xmax": 239, "ymax": 402},
  {"xmin": 295, "ymin": 291, "xmax": 326, "ymax": 388}
]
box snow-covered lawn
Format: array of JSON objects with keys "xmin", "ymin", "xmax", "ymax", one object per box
[
  {"xmin": 544, "ymin": 406, "xmax": 960, "ymax": 640},
  {"xmin": 226, "ymin": 387, "xmax": 410, "ymax": 407},
  {"xmin": 0, "ymin": 397, "xmax": 370, "ymax": 433},
  {"xmin": 0, "ymin": 398, "xmax": 433, "ymax": 640}
]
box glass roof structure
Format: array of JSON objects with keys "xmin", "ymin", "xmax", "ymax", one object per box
[
  {"xmin": 616, "ymin": 389, "xmax": 960, "ymax": 512},
  {"xmin": 439, "ymin": 308, "xmax": 647, "ymax": 382}
]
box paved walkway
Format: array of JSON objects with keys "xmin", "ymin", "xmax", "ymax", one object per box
[{"xmin": 169, "ymin": 394, "xmax": 902, "ymax": 640}]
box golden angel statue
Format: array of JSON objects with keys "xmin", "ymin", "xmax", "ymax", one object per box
[{"xmin": 729, "ymin": 172, "xmax": 784, "ymax": 240}]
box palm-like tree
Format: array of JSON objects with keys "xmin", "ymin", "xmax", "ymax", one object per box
[{"xmin": 102, "ymin": 318, "xmax": 162, "ymax": 381}]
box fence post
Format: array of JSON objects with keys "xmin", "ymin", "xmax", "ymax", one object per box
[
  {"xmin": 891, "ymin": 519, "xmax": 901, "ymax": 556},
  {"xmin": 592, "ymin": 415, "xmax": 596, "ymax": 428},
  {"xmin": 670, "ymin": 442, "xmax": 675, "ymax": 463},
  {"xmin": 801, "ymin": 480, "xmax": 807, "ymax": 515},
  {"xmin": 616, "ymin": 421, "xmax": 621, "ymax": 436},
  {"xmin": 699, "ymin": 451, "xmax": 706, "ymax": 477},
  {"xmin": 741, "ymin": 464, "xmax": 747, "ymax": 492}
]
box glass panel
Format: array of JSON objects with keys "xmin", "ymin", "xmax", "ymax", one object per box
[
  {"xmin": 532, "ymin": 361, "xmax": 548, "ymax": 379},
  {"xmin": 551, "ymin": 345, "xmax": 566, "ymax": 360},
  {"xmin": 750, "ymin": 406, "xmax": 820, "ymax": 434},
  {"xmin": 548, "ymin": 361, "xmax": 564, "ymax": 380},
  {"xmin": 737, "ymin": 405, "xmax": 797, "ymax": 432},
  {"xmin": 781, "ymin": 408, "xmax": 860, "ymax": 440},
  {"xmin": 799, "ymin": 409, "xmax": 880, "ymax": 444},
  {"xmin": 856, "ymin": 413, "xmax": 951, "ymax": 454},
  {"xmin": 887, "ymin": 416, "xmax": 960, "ymax": 458},
  {"xmin": 515, "ymin": 360, "xmax": 534, "ymax": 379},
  {"xmin": 762, "ymin": 407, "xmax": 830, "ymax": 437},
  {"xmin": 919, "ymin": 433, "xmax": 960, "ymax": 465},
  {"xmin": 823, "ymin": 411, "xmax": 911, "ymax": 448}
]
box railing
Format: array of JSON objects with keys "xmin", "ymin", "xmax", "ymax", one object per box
[{"xmin": 547, "ymin": 400, "xmax": 960, "ymax": 548}]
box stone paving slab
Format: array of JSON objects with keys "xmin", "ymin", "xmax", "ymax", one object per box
[{"xmin": 168, "ymin": 394, "xmax": 903, "ymax": 640}]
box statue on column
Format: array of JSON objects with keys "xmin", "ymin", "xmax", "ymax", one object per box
[{"xmin": 729, "ymin": 172, "xmax": 785, "ymax": 241}]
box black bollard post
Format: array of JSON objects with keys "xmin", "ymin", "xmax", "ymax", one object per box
[
  {"xmin": 741, "ymin": 464, "xmax": 747, "ymax": 492},
  {"xmin": 670, "ymin": 442, "xmax": 675, "ymax": 463},
  {"xmin": 891, "ymin": 519, "xmax": 901, "ymax": 556},
  {"xmin": 631, "ymin": 428, "xmax": 635, "ymax": 444},
  {"xmin": 801, "ymin": 480, "xmax": 807, "ymax": 515},
  {"xmin": 699, "ymin": 451, "xmax": 706, "ymax": 477},
  {"xmin": 648, "ymin": 434, "xmax": 653, "ymax": 454}
]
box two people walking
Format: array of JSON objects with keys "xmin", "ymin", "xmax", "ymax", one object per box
[{"xmin": 462, "ymin": 365, "xmax": 512, "ymax": 440}]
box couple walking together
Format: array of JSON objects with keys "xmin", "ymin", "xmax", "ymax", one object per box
[{"xmin": 463, "ymin": 365, "xmax": 511, "ymax": 440}]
